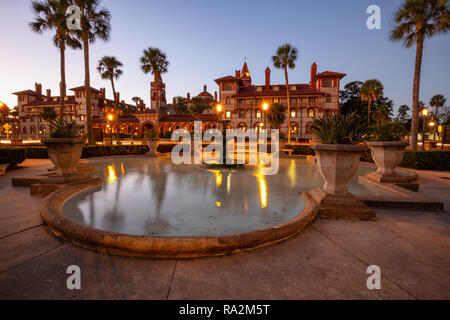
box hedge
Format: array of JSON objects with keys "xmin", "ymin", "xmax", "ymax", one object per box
[
  {"xmin": 401, "ymin": 150, "xmax": 450, "ymax": 171},
  {"xmin": 284, "ymin": 144, "xmax": 450, "ymax": 171},
  {"xmin": 0, "ymin": 147, "xmax": 26, "ymax": 166},
  {"xmin": 17, "ymin": 145, "xmax": 150, "ymax": 159}
]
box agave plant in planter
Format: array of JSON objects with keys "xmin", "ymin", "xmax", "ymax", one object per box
[
  {"xmin": 308, "ymin": 112, "xmax": 375, "ymax": 220},
  {"xmin": 42, "ymin": 119, "xmax": 85, "ymax": 176},
  {"xmin": 366, "ymin": 120, "xmax": 413, "ymax": 183}
]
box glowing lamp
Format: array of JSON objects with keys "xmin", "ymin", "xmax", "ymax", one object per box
[
  {"xmin": 216, "ymin": 104, "xmax": 223, "ymax": 113},
  {"xmin": 422, "ymin": 108, "xmax": 429, "ymax": 117},
  {"xmin": 262, "ymin": 103, "xmax": 269, "ymax": 111}
]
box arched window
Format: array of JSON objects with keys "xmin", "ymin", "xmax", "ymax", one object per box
[{"xmin": 308, "ymin": 109, "xmax": 315, "ymax": 118}]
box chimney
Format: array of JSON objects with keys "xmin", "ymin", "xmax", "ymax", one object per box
[
  {"xmin": 214, "ymin": 91, "xmax": 218, "ymax": 101},
  {"xmin": 203, "ymin": 85, "xmax": 207, "ymax": 92},
  {"xmin": 235, "ymin": 70, "xmax": 240, "ymax": 78},
  {"xmin": 310, "ymin": 62, "xmax": 317, "ymax": 87},
  {"xmin": 46, "ymin": 89, "xmax": 51, "ymax": 98},
  {"xmin": 35, "ymin": 83, "xmax": 42, "ymax": 100},
  {"xmin": 187, "ymin": 92, "xmax": 190, "ymax": 100},
  {"xmin": 265, "ymin": 67, "xmax": 271, "ymax": 91}
]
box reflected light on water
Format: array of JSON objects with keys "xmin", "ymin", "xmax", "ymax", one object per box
[
  {"xmin": 255, "ymin": 168, "xmax": 267, "ymax": 208},
  {"xmin": 216, "ymin": 202, "xmax": 222, "ymax": 208},
  {"xmin": 107, "ymin": 165, "xmax": 117, "ymax": 183},
  {"xmin": 120, "ymin": 162, "xmax": 125, "ymax": 175},
  {"xmin": 208, "ymin": 170, "xmax": 223, "ymax": 187},
  {"xmin": 288, "ymin": 159, "xmax": 296, "ymax": 187},
  {"xmin": 227, "ymin": 173, "xmax": 231, "ymax": 194}
]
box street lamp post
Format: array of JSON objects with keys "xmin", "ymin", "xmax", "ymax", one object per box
[
  {"xmin": 421, "ymin": 108, "xmax": 429, "ymax": 150},
  {"xmin": 262, "ymin": 103, "xmax": 269, "ymax": 134}
]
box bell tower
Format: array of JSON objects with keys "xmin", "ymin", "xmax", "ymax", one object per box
[{"xmin": 150, "ymin": 75, "xmax": 167, "ymax": 111}]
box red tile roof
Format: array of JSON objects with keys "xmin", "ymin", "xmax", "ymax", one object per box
[
  {"xmin": 12, "ymin": 90, "xmax": 38, "ymax": 96},
  {"xmin": 214, "ymin": 75, "xmax": 239, "ymax": 83},
  {"xmin": 315, "ymin": 71, "xmax": 346, "ymax": 78},
  {"xmin": 197, "ymin": 91, "xmax": 214, "ymax": 98},
  {"xmin": 69, "ymin": 86, "xmax": 101, "ymax": 93}
]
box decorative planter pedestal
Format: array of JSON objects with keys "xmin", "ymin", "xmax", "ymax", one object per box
[
  {"xmin": 12, "ymin": 137, "xmax": 97, "ymax": 197},
  {"xmin": 0, "ymin": 164, "xmax": 8, "ymax": 176},
  {"xmin": 145, "ymin": 139, "xmax": 158, "ymax": 157},
  {"xmin": 365, "ymin": 141, "xmax": 416, "ymax": 183},
  {"xmin": 306, "ymin": 144, "xmax": 376, "ymax": 221}
]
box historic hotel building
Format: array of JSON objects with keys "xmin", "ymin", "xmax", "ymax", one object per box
[
  {"xmin": 12, "ymin": 83, "xmax": 138, "ymax": 139},
  {"xmin": 215, "ymin": 61, "xmax": 346, "ymax": 139}
]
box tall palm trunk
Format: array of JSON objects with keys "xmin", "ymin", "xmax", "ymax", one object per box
[
  {"xmin": 83, "ymin": 31, "xmax": 93, "ymax": 145},
  {"xmin": 156, "ymin": 76, "xmax": 160, "ymax": 140},
  {"xmin": 110, "ymin": 77, "xmax": 120, "ymax": 144},
  {"xmin": 411, "ymin": 35, "xmax": 424, "ymax": 151},
  {"xmin": 284, "ymin": 66, "xmax": 291, "ymax": 144},
  {"xmin": 59, "ymin": 39, "xmax": 66, "ymax": 122}
]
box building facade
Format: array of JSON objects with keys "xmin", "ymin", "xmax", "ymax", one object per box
[
  {"xmin": 12, "ymin": 83, "xmax": 138, "ymax": 139},
  {"xmin": 214, "ymin": 61, "xmax": 346, "ymax": 139}
]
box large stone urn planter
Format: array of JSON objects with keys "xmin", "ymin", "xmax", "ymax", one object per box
[
  {"xmin": 366, "ymin": 141, "xmax": 415, "ymax": 183},
  {"xmin": 42, "ymin": 138, "xmax": 85, "ymax": 175},
  {"xmin": 312, "ymin": 144, "xmax": 364, "ymax": 195},
  {"xmin": 308, "ymin": 143, "xmax": 376, "ymax": 220},
  {"xmin": 145, "ymin": 138, "xmax": 158, "ymax": 157}
]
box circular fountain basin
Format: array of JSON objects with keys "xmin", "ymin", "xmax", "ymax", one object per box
[{"xmin": 41, "ymin": 157, "xmax": 392, "ymax": 258}]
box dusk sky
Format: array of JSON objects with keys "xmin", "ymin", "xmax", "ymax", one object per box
[{"xmin": 0, "ymin": 0, "xmax": 449, "ymax": 112}]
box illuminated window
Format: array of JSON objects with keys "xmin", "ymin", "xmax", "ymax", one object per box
[
  {"xmin": 80, "ymin": 115, "xmax": 84, "ymax": 121},
  {"xmin": 291, "ymin": 110, "xmax": 296, "ymax": 118},
  {"xmin": 226, "ymin": 97, "xmax": 230, "ymax": 104},
  {"xmin": 79, "ymin": 104, "xmax": 83, "ymax": 110},
  {"xmin": 256, "ymin": 111, "xmax": 261, "ymax": 118},
  {"xmin": 273, "ymin": 98, "xmax": 279, "ymax": 103},
  {"xmin": 226, "ymin": 111, "xmax": 231, "ymax": 118},
  {"xmin": 308, "ymin": 109, "xmax": 315, "ymax": 118}
]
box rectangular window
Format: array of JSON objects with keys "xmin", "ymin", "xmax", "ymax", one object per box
[
  {"xmin": 226, "ymin": 111, "xmax": 231, "ymax": 119},
  {"xmin": 324, "ymin": 80, "xmax": 332, "ymax": 87},
  {"xmin": 291, "ymin": 111, "xmax": 296, "ymax": 118},
  {"xmin": 273, "ymin": 98, "xmax": 279, "ymax": 103},
  {"xmin": 256, "ymin": 111, "xmax": 261, "ymax": 118},
  {"xmin": 224, "ymin": 84, "xmax": 232, "ymax": 91}
]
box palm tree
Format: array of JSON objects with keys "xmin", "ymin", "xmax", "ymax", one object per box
[
  {"xmin": 189, "ymin": 97, "xmax": 211, "ymax": 117},
  {"xmin": 140, "ymin": 47, "xmax": 169, "ymax": 138},
  {"xmin": 97, "ymin": 56, "xmax": 123, "ymax": 143},
  {"xmin": 359, "ymin": 79, "xmax": 384, "ymax": 124},
  {"xmin": 272, "ymin": 44, "xmax": 298, "ymax": 144},
  {"xmin": 267, "ymin": 103, "xmax": 286, "ymax": 131},
  {"xmin": 132, "ymin": 96, "xmax": 143, "ymax": 106},
  {"xmin": 390, "ymin": 0, "xmax": 449, "ymax": 150},
  {"xmin": 430, "ymin": 94, "xmax": 446, "ymax": 124},
  {"xmin": 173, "ymin": 96, "xmax": 189, "ymax": 115},
  {"xmin": 30, "ymin": 0, "xmax": 81, "ymax": 123},
  {"xmin": 75, "ymin": 0, "xmax": 111, "ymax": 145}
]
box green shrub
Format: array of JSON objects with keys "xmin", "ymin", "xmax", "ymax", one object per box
[
  {"xmin": 310, "ymin": 112, "xmax": 366, "ymax": 144},
  {"xmin": 0, "ymin": 147, "xmax": 26, "ymax": 165},
  {"xmin": 25, "ymin": 146, "xmax": 49, "ymax": 159},
  {"xmin": 400, "ymin": 150, "xmax": 450, "ymax": 171},
  {"xmin": 369, "ymin": 120, "xmax": 408, "ymax": 142},
  {"xmin": 81, "ymin": 145, "xmax": 149, "ymax": 158},
  {"xmin": 284, "ymin": 144, "xmax": 315, "ymax": 156},
  {"xmin": 49, "ymin": 119, "xmax": 84, "ymax": 138}
]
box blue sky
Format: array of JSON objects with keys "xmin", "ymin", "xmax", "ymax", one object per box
[{"xmin": 0, "ymin": 0, "xmax": 449, "ymax": 112}]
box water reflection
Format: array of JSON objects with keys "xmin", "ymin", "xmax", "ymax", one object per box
[{"xmin": 63, "ymin": 158, "xmax": 391, "ymax": 237}]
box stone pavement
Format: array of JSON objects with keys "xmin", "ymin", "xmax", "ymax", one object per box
[{"xmin": 0, "ymin": 159, "xmax": 449, "ymax": 300}]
